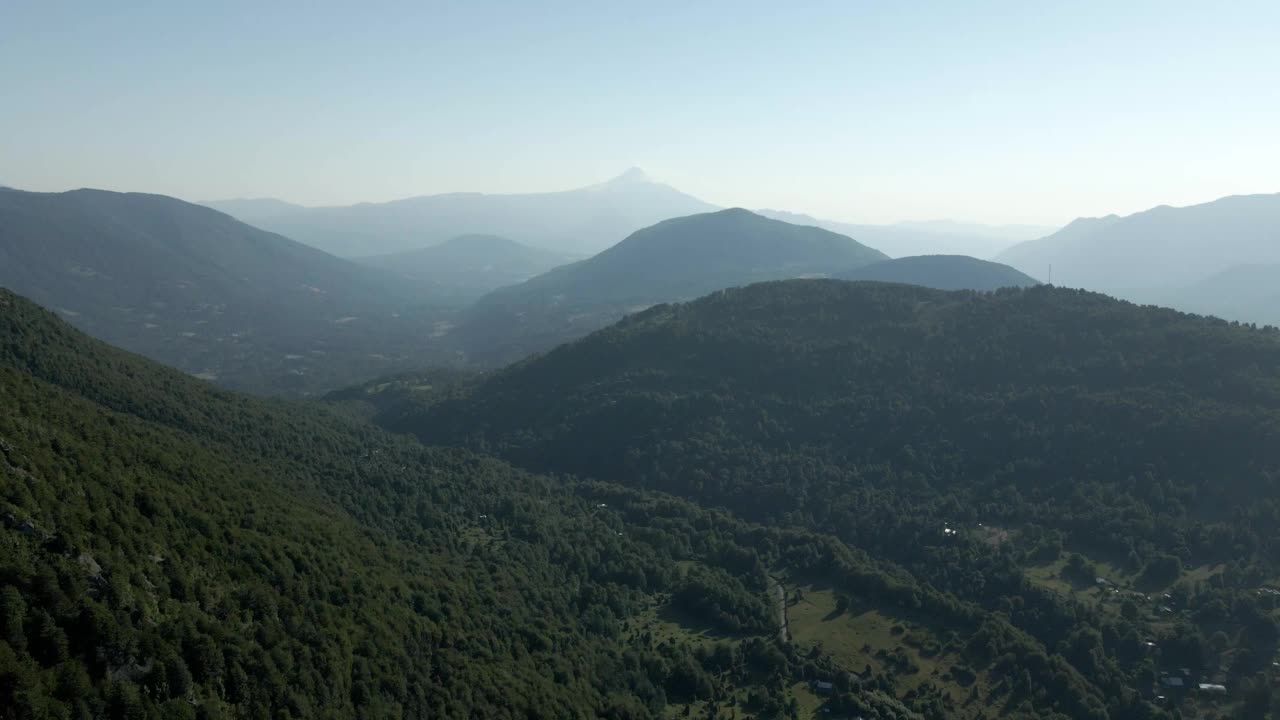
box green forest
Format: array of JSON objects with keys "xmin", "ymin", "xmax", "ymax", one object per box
[
  {"xmin": 7, "ymin": 5, "xmax": 1280, "ymax": 719},
  {"xmin": 5, "ymin": 280, "xmax": 1280, "ymax": 718},
  {"xmin": 358, "ymin": 281, "xmax": 1280, "ymax": 719}
]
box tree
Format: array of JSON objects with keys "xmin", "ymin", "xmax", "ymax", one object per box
[
  {"xmin": 1139, "ymin": 554, "xmax": 1182, "ymax": 588},
  {"xmin": 0, "ymin": 586, "xmax": 26, "ymax": 651},
  {"xmin": 1120, "ymin": 599, "xmax": 1139, "ymax": 621}
]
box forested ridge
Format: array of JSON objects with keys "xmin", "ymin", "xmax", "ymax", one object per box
[
  {"xmin": 454, "ymin": 208, "xmax": 887, "ymax": 365},
  {"xmin": 0, "ymin": 188, "xmax": 458, "ymax": 395},
  {"xmin": 392, "ymin": 281, "xmax": 1280, "ymax": 564},
  {"xmin": 371, "ymin": 280, "xmax": 1280, "ymax": 718},
  {"xmin": 0, "ymin": 288, "xmax": 784, "ymax": 718},
  {"xmin": 7, "ymin": 278, "xmax": 1280, "ymax": 718},
  {"xmin": 4, "ymin": 285, "xmax": 1118, "ymax": 720},
  {"xmin": 835, "ymin": 255, "xmax": 1038, "ymax": 291}
]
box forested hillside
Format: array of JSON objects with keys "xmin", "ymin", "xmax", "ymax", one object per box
[
  {"xmin": 836, "ymin": 255, "xmax": 1038, "ymax": 290},
  {"xmin": 455, "ymin": 209, "xmax": 887, "ymax": 364},
  {"xmin": 379, "ymin": 280, "xmax": 1280, "ymax": 718},
  {"xmin": 0, "ymin": 188, "xmax": 456, "ymax": 395},
  {"xmin": 4, "ymin": 286, "xmax": 1134, "ymax": 720},
  {"xmin": 400, "ymin": 281, "xmax": 1280, "ymax": 568},
  {"xmin": 0, "ymin": 288, "xmax": 777, "ymax": 719}
]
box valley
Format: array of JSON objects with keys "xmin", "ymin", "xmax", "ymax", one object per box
[{"xmin": 5, "ymin": 12, "xmax": 1280, "ymax": 714}]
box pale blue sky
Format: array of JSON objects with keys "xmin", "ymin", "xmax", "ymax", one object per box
[{"xmin": 2, "ymin": 1, "xmax": 1277, "ymax": 224}]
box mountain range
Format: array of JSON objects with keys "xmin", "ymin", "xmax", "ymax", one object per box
[
  {"xmin": 5, "ymin": 270, "xmax": 1280, "ymax": 716},
  {"xmin": 353, "ymin": 234, "xmax": 572, "ymax": 304},
  {"xmin": 204, "ymin": 171, "xmax": 1059, "ymax": 261},
  {"xmin": 0, "ymin": 188, "xmax": 454, "ymax": 394},
  {"xmin": 455, "ymin": 208, "xmax": 887, "ymax": 363},
  {"xmin": 203, "ymin": 168, "xmax": 717, "ymax": 257},
  {"xmin": 1167, "ymin": 263, "xmax": 1280, "ymax": 326},
  {"xmin": 0, "ymin": 186, "xmax": 1055, "ymax": 396},
  {"xmin": 757, "ymin": 209, "xmax": 1053, "ymax": 259},
  {"xmin": 997, "ymin": 193, "xmax": 1280, "ymax": 325}
]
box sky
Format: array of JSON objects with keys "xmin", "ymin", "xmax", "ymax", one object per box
[{"xmin": 2, "ymin": 1, "xmax": 1278, "ymax": 226}]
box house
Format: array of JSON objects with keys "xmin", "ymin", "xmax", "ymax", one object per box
[
  {"xmin": 1161, "ymin": 677, "xmax": 1184, "ymax": 689},
  {"xmin": 1198, "ymin": 683, "xmax": 1227, "ymax": 695},
  {"xmin": 814, "ymin": 680, "xmax": 834, "ymax": 694}
]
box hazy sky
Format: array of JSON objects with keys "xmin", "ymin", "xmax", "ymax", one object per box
[{"xmin": 3, "ymin": 1, "xmax": 1277, "ymax": 225}]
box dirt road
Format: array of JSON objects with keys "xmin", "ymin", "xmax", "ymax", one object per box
[{"xmin": 771, "ymin": 577, "xmax": 789, "ymax": 643}]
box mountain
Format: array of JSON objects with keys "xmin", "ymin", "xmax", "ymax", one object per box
[
  {"xmin": 200, "ymin": 197, "xmax": 306, "ymax": 218},
  {"xmin": 454, "ymin": 209, "xmax": 888, "ymax": 363},
  {"xmin": 1164, "ymin": 263, "xmax": 1280, "ymax": 326},
  {"xmin": 0, "ymin": 287, "xmax": 728, "ymax": 717},
  {"xmin": 481, "ymin": 208, "xmax": 888, "ymax": 303},
  {"xmin": 0, "ymin": 286, "xmax": 1044, "ymax": 720},
  {"xmin": 388, "ymin": 283, "xmax": 1280, "ymax": 537},
  {"xmin": 202, "ymin": 174, "xmax": 1055, "ymax": 262},
  {"xmin": 0, "ymin": 188, "xmax": 457, "ymax": 394},
  {"xmin": 377, "ymin": 280, "xmax": 1280, "ymax": 715},
  {"xmin": 997, "ymin": 193, "xmax": 1280, "ymax": 292},
  {"xmin": 354, "ymin": 234, "xmax": 572, "ymax": 304},
  {"xmin": 203, "ymin": 168, "xmax": 717, "ymax": 257},
  {"xmin": 836, "ymin": 255, "xmax": 1039, "ymax": 290},
  {"xmin": 894, "ymin": 219, "xmax": 1058, "ymax": 242},
  {"xmin": 757, "ymin": 209, "xmax": 1051, "ymax": 259}
]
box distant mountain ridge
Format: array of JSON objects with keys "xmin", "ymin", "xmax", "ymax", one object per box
[
  {"xmin": 481, "ymin": 207, "xmax": 888, "ymax": 303},
  {"xmin": 203, "ymin": 168, "xmax": 717, "ymax": 257},
  {"xmin": 996, "ymin": 192, "xmax": 1280, "ymax": 326},
  {"xmin": 998, "ymin": 193, "xmax": 1280, "ymax": 291},
  {"xmin": 0, "ymin": 188, "xmax": 455, "ymax": 393},
  {"xmin": 354, "ymin": 234, "xmax": 572, "ymax": 304},
  {"xmin": 455, "ymin": 208, "xmax": 887, "ymax": 363},
  {"xmin": 205, "ymin": 171, "xmax": 1057, "ymax": 260},
  {"xmin": 1153, "ymin": 263, "xmax": 1280, "ymax": 327},
  {"xmin": 200, "ymin": 196, "xmax": 307, "ymax": 218},
  {"xmin": 757, "ymin": 209, "xmax": 1053, "ymax": 259},
  {"xmin": 894, "ymin": 219, "xmax": 1059, "ymax": 242}
]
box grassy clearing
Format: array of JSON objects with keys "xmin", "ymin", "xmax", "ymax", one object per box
[
  {"xmin": 788, "ymin": 681, "xmax": 823, "ymax": 718},
  {"xmin": 1024, "ymin": 554, "xmax": 1234, "ymax": 629},
  {"xmin": 785, "ymin": 585, "xmax": 991, "ymax": 718},
  {"xmin": 1183, "ymin": 563, "xmax": 1227, "ymax": 584}
]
